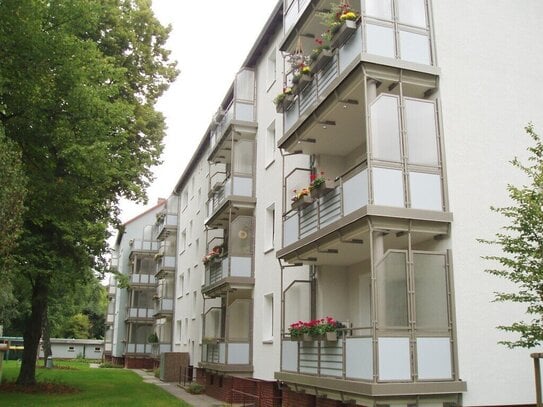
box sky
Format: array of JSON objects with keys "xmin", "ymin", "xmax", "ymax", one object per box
[{"xmin": 117, "ymin": 0, "xmax": 280, "ymax": 224}]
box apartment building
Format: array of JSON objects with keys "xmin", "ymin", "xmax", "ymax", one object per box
[
  {"xmin": 106, "ymin": 1, "xmax": 543, "ymax": 405},
  {"xmin": 104, "ymin": 200, "xmax": 165, "ymax": 368}
]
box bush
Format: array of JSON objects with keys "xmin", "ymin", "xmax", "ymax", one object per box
[
  {"xmin": 99, "ymin": 362, "xmax": 122, "ymax": 368},
  {"xmin": 154, "ymin": 368, "xmax": 160, "ymax": 378},
  {"xmin": 186, "ymin": 382, "xmax": 204, "ymax": 394}
]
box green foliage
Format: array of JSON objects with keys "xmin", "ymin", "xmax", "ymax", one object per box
[
  {"xmin": 480, "ymin": 124, "xmax": 543, "ymax": 348},
  {"xmin": 186, "ymin": 382, "xmax": 204, "ymax": 395},
  {"xmin": 0, "ymin": 0, "xmax": 177, "ymax": 384},
  {"xmin": 61, "ymin": 314, "xmax": 91, "ymax": 339},
  {"xmin": 98, "ymin": 362, "xmax": 122, "ymax": 369}
]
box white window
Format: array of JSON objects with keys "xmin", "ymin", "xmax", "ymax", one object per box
[
  {"xmin": 188, "ymin": 220, "xmax": 193, "ymax": 243},
  {"xmin": 182, "ymin": 189, "xmax": 188, "ymax": 210},
  {"xmin": 177, "ymin": 320, "xmax": 182, "ymax": 342},
  {"xmin": 180, "ymin": 229, "xmax": 187, "ymax": 253},
  {"xmin": 184, "ymin": 318, "xmax": 189, "ymax": 345},
  {"xmin": 265, "ymin": 120, "xmax": 276, "ymax": 167},
  {"xmin": 186, "ymin": 268, "xmax": 191, "ymax": 294},
  {"xmin": 197, "ymin": 188, "xmax": 202, "ymax": 209},
  {"xmin": 192, "ymin": 291, "xmax": 197, "ymax": 319},
  {"xmin": 266, "ymin": 48, "xmax": 277, "ymax": 89},
  {"xmin": 68, "ymin": 346, "xmax": 75, "ymax": 352},
  {"xmin": 263, "ymin": 293, "xmax": 274, "ymax": 341},
  {"xmin": 265, "ymin": 204, "xmax": 275, "ymax": 251},
  {"xmin": 179, "ymin": 273, "xmax": 184, "ymax": 297}
]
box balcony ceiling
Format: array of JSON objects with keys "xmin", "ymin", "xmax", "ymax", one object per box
[{"xmin": 291, "ymin": 75, "xmax": 366, "ymax": 156}]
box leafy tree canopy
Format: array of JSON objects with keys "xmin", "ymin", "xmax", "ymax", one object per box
[
  {"xmin": 0, "ymin": 0, "xmax": 177, "ymax": 385},
  {"xmin": 481, "ymin": 124, "xmax": 543, "ymax": 348}
]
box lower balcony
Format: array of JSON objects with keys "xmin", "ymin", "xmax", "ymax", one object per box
[
  {"xmin": 130, "ymin": 273, "xmax": 155, "ymax": 287},
  {"xmin": 153, "ymin": 297, "xmax": 173, "ymax": 317},
  {"xmin": 203, "ymin": 255, "xmax": 254, "ymax": 297},
  {"xmin": 125, "ymin": 343, "xmax": 153, "ymax": 355},
  {"xmin": 125, "ymin": 307, "xmax": 154, "ymax": 322},
  {"xmin": 151, "ymin": 343, "xmax": 172, "ymax": 358},
  {"xmin": 200, "ymin": 340, "xmax": 252, "ymax": 374}
]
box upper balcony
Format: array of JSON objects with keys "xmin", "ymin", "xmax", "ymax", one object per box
[
  {"xmin": 277, "ymin": 224, "xmax": 466, "ymax": 402},
  {"xmin": 201, "ymin": 294, "xmax": 253, "ymax": 374},
  {"xmin": 208, "ymin": 68, "xmax": 257, "ymax": 164},
  {"xmin": 279, "ymin": 71, "xmax": 450, "ymax": 260},
  {"xmin": 155, "ymin": 239, "xmax": 176, "ymax": 278},
  {"xmin": 106, "ymin": 300, "xmax": 115, "ymax": 325},
  {"xmin": 206, "ymin": 146, "xmax": 256, "ymax": 228},
  {"xmin": 278, "ymin": 0, "xmax": 438, "ymax": 137},
  {"xmin": 125, "ymin": 307, "xmax": 154, "ymax": 323},
  {"xmin": 202, "ymin": 216, "xmax": 254, "ymax": 297},
  {"xmin": 129, "ymin": 239, "xmax": 159, "ymax": 257},
  {"xmin": 153, "ymin": 275, "xmax": 174, "ymax": 317},
  {"xmin": 109, "ymin": 255, "xmax": 119, "ymax": 272}
]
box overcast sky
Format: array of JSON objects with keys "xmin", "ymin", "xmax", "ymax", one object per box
[{"xmin": 117, "ymin": 0, "xmax": 279, "ymax": 224}]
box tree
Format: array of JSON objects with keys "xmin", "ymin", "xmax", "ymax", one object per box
[
  {"xmin": 0, "ymin": 0, "xmax": 177, "ymax": 385},
  {"xmin": 0, "ymin": 128, "xmax": 26, "ymax": 327},
  {"xmin": 481, "ymin": 124, "xmax": 543, "ymax": 348}
]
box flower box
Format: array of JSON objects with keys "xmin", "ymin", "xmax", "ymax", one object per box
[
  {"xmin": 302, "ymin": 333, "xmax": 314, "ymax": 342},
  {"xmin": 292, "ymin": 74, "xmax": 312, "ymax": 95},
  {"xmin": 311, "ymin": 49, "xmax": 334, "ymax": 73},
  {"xmin": 330, "ymin": 19, "xmax": 358, "ymax": 49},
  {"xmin": 276, "ymin": 94, "xmax": 295, "ymax": 113},
  {"xmin": 310, "ymin": 180, "xmax": 335, "ymax": 199},
  {"xmin": 324, "ymin": 331, "xmax": 337, "ymax": 342},
  {"xmin": 291, "ymin": 195, "xmax": 314, "ymax": 210}
]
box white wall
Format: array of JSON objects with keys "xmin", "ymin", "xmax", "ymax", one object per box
[{"xmin": 434, "ymin": 1, "xmax": 543, "ymax": 404}]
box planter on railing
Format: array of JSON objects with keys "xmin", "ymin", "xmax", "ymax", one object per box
[
  {"xmin": 330, "ymin": 19, "xmax": 358, "ymax": 49},
  {"xmin": 311, "ymin": 49, "xmax": 334, "ymax": 73},
  {"xmin": 310, "ymin": 180, "xmax": 335, "ymax": 199},
  {"xmin": 276, "ymin": 94, "xmax": 295, "ymax": 113},
  {"xmin": 292, "ymin": 74, "xmax": 313, "ymax": 95},
  {"xmin": 291, "ymin": 195, "xmax": 314, "ymax": 210}
]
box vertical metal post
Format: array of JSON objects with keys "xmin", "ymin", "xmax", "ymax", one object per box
[{"xmin": 532, "ymin": 353, "xmax": 543, "ymax": 407}]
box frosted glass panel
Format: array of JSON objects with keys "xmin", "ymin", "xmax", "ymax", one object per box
[
  {"xmin": 339, "ymin": 26, "xmax": 362, "ymax": 73},
  {"xmin": 405, "ymin": 99, "xmax": 438, "ymax": 166},
  {"xmin": 346, "ymin": 337, "xmax": 373, "ymax": 379},
  {"xmin": 228, "ymin": 343, "xmax": 250, "ymax": 364},
  {"xmin": 370, "ymin": 95, "xmax": 401, "ymax": 162},
  {"xmin": 400, "ymin": 30, "xmax": 430, "ymax": 64},
  {"xmin": 376, "ymin": 251, "xmax": 408, "ymax": 327},
  {"xmin": 230, "ymin": 216, "xmax": 253, "ymax": 256},
  {"xmin": 417, "ymin": 337, "xmax": 452, "ymax": 379},
  {"xmin": 397, "ymin": 0, "xmax": 427, "ymax": 27},
  {"xmin": 235, "ymin": 102, "xmax": 254, "ymax": 121},
  {"xmin": 284, "ymin": 213, "xmax": 299, "ymax": 246},
  {"xmin": 227, "ymin": 300, "xmax": 250, "ymax": 340},
  {"xmin": 235, "ymin": 69, "xmax": 254, "ymax": 101},
  {"xmin": 414, "ymin": 253, "xmax": 448, "ymax": 328},
  {"xmin": 366, "ymin": 24, "xmax": 395, "ymax": 58},
  {"xmin": 372, "ymin": 168, "xmax": 404, "ymax": 207},
  {"xmin": 232, "ymin": 176, "xmax": 253, "ymax": 196},
  {"xmin": 233, "ymin": 140, "xmax": 254, "ymax": 175},
  {"xmin": 343, "ymin": 169, "xmax": 368, "ymax": 214},
  {"xmin": 282, "ymin": 340, "xmax": 298, "ymax": 371},
  {"xmin": 409, "ymin": 172, "xmax": 442, "ymax": 211},
  {"xmin": 378, "ymin": 337, "xmax": 411, "ymax": 380},
  {"xmin": 365, "ymin": 0, "xmax": 392, "ymax": 19},
  {"xmin": 230, "ymin": 256, "xmax": 252, "ymax": 277}
]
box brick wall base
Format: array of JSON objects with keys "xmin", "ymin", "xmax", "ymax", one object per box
[
  {"xmin": 282, "ymin": 388, "xmax": 368, "ymax": 407},
  {"xmin": 196, "ymin": 369, "xmax": 281, "ymax": 406},
  {"xmin": 103, "ymin": 353, "xmax": 112, "ymax": 362},
  {"xmin": 124, "ymin": 356, "xmax": 154, "ymax": 369},
  {"xmin": 111, "ymin": 356, "xmax": 125, "ymax": 366}
]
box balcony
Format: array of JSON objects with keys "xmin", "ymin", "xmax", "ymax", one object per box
[
  {"xmin": 155, "ymin": 212, "xmax": 178, "ymax": 241},
  {"xmin": 278, "ymin": 328, "xmax": 466, "ymax": 398},
  {"xmin": 104, "ymin": 343, "xmax": 112, "ymax": 352},
  {"xmin": 125, "ymin": 343, "xmax": 153, "ymax": 355},
  {"xmin": 110, "ymin": 255, "xmax": 119, "ymax": 272},
  {"xmin": 206, "ymin": 174, "xmax": 255, "ymax": 228},
  {"xmin": 200, "ymin": 298, "xmax": 252, "ymax": 373},
  {"xmin": 153, "ymin": 297, "xmax": 173, "ymax": 317},
  {"xmin": 106, "ymin": 313, "xmax": 114, "ymax": 324},
  {"xmin": 129, "ymin": 273, "xmax": 155, "ymax": 287},
  {"xmin": 208, "ymin": 68, "xmax": 257, "ymax": 163},
  {"xmin": 107, "ymin": 284, "xmax": 116, "ymax": 296},
  {"xmin": 155, "ymin": 254, "xmax": 176, "ymax": 276},
  {"xmin": 125, "ymin": 307, "xmax": 154, "ymax": 322},
  {"xmin": 129, "ymin": 239, "xmax": 159, "ymax": 255},
  {"xmin": 151, "ymin": 343, "xmax": 172, "ymax": 358},
  {"xmin": 203, "ymin": 255, "xmax": 254, "ymax": 297}
]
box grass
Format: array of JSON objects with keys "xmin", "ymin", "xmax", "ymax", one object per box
[{"xmin": 0, "ymin": 360, "xmax": 191, "ymax": 406}]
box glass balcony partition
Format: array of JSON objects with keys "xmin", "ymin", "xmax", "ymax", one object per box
[{"xmin": 284, "ymin": 0, "xmax": 311, "ymax": 33}]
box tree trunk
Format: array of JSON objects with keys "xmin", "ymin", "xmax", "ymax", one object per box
[
  {"xmin": 16, "ymin": 274, "xmax": 49, "ymax": 386},
  {"xmin": 42, "ymin": 306, "xmax": 52, "ymax": 367}
]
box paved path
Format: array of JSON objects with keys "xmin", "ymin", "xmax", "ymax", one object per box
[{"xmin": 132, "ymin": 369, "xmax": 225, "ymax": 407}]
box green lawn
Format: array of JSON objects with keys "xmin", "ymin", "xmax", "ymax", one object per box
[{"xmin": 0, "ymin": 360, "xmax": 191, "ymax": 406}]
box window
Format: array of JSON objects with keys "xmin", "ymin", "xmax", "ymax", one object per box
[
  {"xmin": 179, "ymin": 273, "xmax": 184, "ymax": 297},
  {"xmin": 263, "ymin": 293, "xmax": 274, "ymax": 341},
  {"xmin": 177, "ymin": 320, "xmax": 182, "ymax": 342},
  {"xmin": 180, "ymin": 229, "xmax": 186, "ymax": 253},
  {"xmin": 197, "ymin": 188, "xmax": 202, "ymax": 209},
  {"xmin": 266, "ymin": 48, "xmax": 277, "ymax": 89},
  {"xmin": 265, "ymin": 120, "xmax": 276, "ymax": 167},
  {"xmin": 186, "ymin": 268, "xmax": 191, "ymax": 294},
  {"xmin": 188, "ymin": 220, "xmax": 193, "ymax": 244},
  {"xmin": 68, "ymin": 346, "xmax": 75, "ymax": 352},
  {"xmin": 182, "ymin": 189, "xmax": 188, "ymax": 210},
  {"xmin": 192, "ymin": 291, "xmax": 197, "ymax": 319},
  {"xmin": 265, "ymin": 204, "xmax": 275, "ymax": 251},
  {"xmin": 94, "ymin": 347, "xmax": 101, "ymax": 352},
  {"xmin": 184, "ymin": 318, "xmax": 189, "ymax": 345}
]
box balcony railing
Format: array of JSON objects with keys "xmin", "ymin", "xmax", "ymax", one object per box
[
  {"xmin": 284, "ymin": 165, "xmax": 368, "ymax": 247},
  {"xmin": 130, "ymin": 273, "xmax": 154, "ymax": 285},
  {"xmin": 106, "ymin": 314, "xmax": 114, "ymax": 324},
  {"xmin": 129, "ymin": 239, "xmax": 160, "ymax": 252},
  {"xmin": 108, "ymin": 285, "xmax": 116, "ymax": 295},
  {"xmin": 281, "ymin": 327, "xmax": 454, "ymax": 383},
  {"xmin": 154, "ymin": 298, "xmax": 174, "ymax": 314},
  {"xmin": 207, "ymin": 176, "xmax": 254, "ymax": 218},
  {"xmin": 105, "ymin": 343, "xmax": 112, "ymax": 352},
  {"xmin": 156, "ymin": 255, "xmax": 175, "ymax": 274},
  {"xmin": 284, "ymin": 27, "xmax": 362, "ymax": 134},
  {"xmin": 204, "ymin": 255, "xmax": 253, "ymax": 290},
  {"xmin": 125, "ymin": 343, "xmax": 153, "ymax": 354},
  {"xmin": 126, "ymin": 307, "xmax": 154, "ymax": 320},
  {"xmin": 151, "ymin": 343, "xmax": 172, "ymax": 357},
  {"xmin": 110, "ymin": 256, "xmax": 119, "ymax": 271},
  {"xmin": 202, "ymin": 340, "xmax": 251, "ymax": 366},
  {"xmin": 155, "ymin": 213, "xmax": 178, "ymax": 240}
]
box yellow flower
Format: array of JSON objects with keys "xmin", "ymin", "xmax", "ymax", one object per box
[{"xmin": 340, "ymin": 11, "xmax": 357, "ymax": 21}]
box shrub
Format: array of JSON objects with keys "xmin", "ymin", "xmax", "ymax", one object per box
[{"xmin": 186, "ymin": 382, "xmax": 204, "ymax": 394}]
